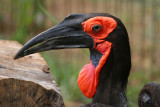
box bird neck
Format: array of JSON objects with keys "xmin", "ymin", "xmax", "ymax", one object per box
[
  {"xmin": 92, "ymin": 46, "xmax": 131, "ymax": 107},
  {"xmin": 92, "ymin": 69, "xmax": 128, "ymax": 107}
]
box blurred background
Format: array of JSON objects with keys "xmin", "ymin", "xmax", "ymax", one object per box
[{"xmin": 0, "ymin": 0, "xmax": 160, "ymax": 107}]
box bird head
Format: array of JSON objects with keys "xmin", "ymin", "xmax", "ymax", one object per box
[
  {"xmin": 14, "ymin": 13, "xmax": 131, "ymax": 98},
  {"xmin": 138, "ymin": 82, "xmax": 160, "ymax": 107}
]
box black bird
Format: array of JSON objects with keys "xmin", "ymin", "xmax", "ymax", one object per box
[
  {"xmin": 14, "ymin": 13, "xmax": 131, "ymax": 107},
  {"xmin": 138, "ymin": 82, "xmax": 160, "ymax": 107}
]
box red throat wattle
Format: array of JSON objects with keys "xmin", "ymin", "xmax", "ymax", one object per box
[{"xmin": 78, "ymin": 16, "xmax": 117, "ymax": 98}]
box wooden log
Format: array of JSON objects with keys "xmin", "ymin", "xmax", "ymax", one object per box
[{"xmin": 0, "ymin": 40, "xmax": 64, "ymax": 107}]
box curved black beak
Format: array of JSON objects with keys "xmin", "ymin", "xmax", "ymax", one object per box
[{"xmin": 14, "ymin": 22, "xmax": 93, "ymax": 59}]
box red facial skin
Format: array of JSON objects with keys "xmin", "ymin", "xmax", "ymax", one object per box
[{"xmin": 78, "ymin": 17, "xmax": 117, "ymax": 98}]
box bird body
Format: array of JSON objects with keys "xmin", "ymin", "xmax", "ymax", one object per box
[{"xmin": 15, "ymin": 13, "xmax": 131, "ymax": 107}]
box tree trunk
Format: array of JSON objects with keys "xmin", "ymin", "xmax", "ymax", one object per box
[{"xmin": 0, "ymin": 40, "xmax": 64, "ymax": 107}]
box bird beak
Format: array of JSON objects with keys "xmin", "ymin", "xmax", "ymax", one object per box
[{"xmin": 14, "ymin": 24, "xmax": 93, "ymax": 59}]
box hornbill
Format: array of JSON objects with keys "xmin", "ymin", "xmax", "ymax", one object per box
[
  {"xmin": 14, "ymin": 13, "xmax": 131, "ymax": 107},
  {"xmin": 138, "ymin": 82, "xmax": 160, "ymax": 107}
]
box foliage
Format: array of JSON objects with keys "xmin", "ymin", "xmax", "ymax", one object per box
[
  {"xmin": 37, "ymin": 0, "xmax": 59, "ymax": 24},
  {"xmin": 41, "ymin": 51, "xmax": 91, "ymax": 103},
  {"xmin": 11, "ymin": 0, "xmax": 35, "ymax": 43}
]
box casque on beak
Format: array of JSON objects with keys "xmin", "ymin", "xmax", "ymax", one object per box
[{"xmin": 14, "ymin": 18, "xmax": 94, "ymax": 59}]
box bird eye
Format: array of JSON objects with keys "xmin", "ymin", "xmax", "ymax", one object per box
[{"xmin": 92, "ymin": 24, "xmax": 102, "ymax": 32}]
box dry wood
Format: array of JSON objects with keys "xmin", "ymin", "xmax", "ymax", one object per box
[{"xmin": 0, "ymin": 40, "xmax": 64, "ymax": 107}]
